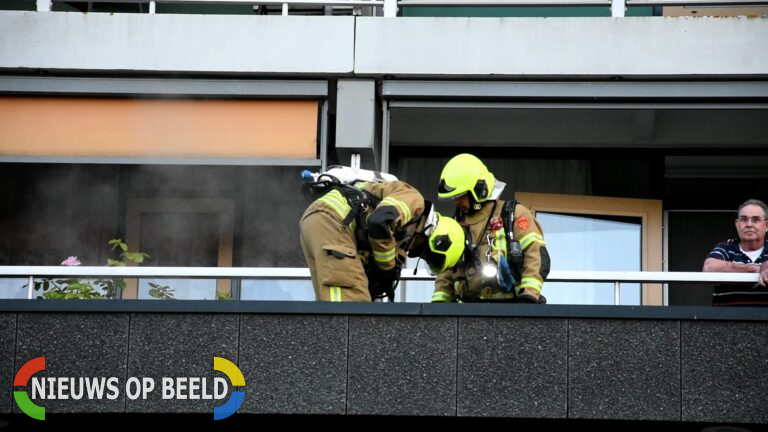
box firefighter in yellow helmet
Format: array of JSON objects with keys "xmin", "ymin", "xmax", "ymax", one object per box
[
  {"xmin": 431, "ymin": 154, "xmax": 550, "ymax": 303},
  {"xmin": 300, "ymin": 172, "xmax": 465, "ymax": 302}
]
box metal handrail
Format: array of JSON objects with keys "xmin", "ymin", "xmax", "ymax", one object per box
[
  {"xmin": 45, "ymin": 0, "xmax": 386, "ymax": 16},
  {"xmin": 41, "ymin": 0, "xmax": 767, "ymax": 5},
  {"xmin": 47, "ymin": 0, "xmax": 382, "ymax": 4},
  {"xmin": 0, "ymin": 266, "xmax": 761, "ymax": 282},
  {"xmin": 398, "ymin": 0, "xmax": 610, "ymax": 5},
  {"xmin": 35, "ymin": 0, "xmax": 768, "ymax": 17},
  {"xmin": 625, "ymin": 0, "xmax": 767, "ymax": 3},
  {"xmin": 1, "ymin": 266, "xmax": 760, "ymax": 302}
]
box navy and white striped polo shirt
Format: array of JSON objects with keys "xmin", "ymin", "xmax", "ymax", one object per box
[{"xmin": 707, "ymin": 238, "xmax": 768, "ymax": 306}]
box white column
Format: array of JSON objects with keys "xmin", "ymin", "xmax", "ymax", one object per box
[
  {"xmin": 611, "ymin": 0, "xmax": 626, "ymax": 17},
  {"xmin": 36, "ymin": 0, "xmax": 51, "ymax": 12},
  {"xmin": 27, "ymin": 275, "xmax": 34, "ymax": 300},
  {"xmin": 383, "ymin": 0, "xmax": 397, "ymax": 17}
]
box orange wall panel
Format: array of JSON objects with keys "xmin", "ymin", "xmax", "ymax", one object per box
[{"xmin": 0, "ymin": 97, "xmax": 318, "ymax": 159}]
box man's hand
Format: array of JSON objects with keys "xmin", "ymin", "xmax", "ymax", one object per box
[
  {"xmin": 367, "ymin": 261, "xmax": 403, "ymax": 301},
  {"xmin": 759, "ymin": 262, "xmax": 768, "ymax": 287}
]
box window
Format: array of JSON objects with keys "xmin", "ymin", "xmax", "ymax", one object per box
[
  {"xmin": 516, "ymin": 192, "xmax": 663, "ymax": 305},
  {"xmin": 125, "ymin": 198, "xmax": 235, "ymax": 300}
]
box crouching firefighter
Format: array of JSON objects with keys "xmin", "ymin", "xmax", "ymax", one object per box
[
  {"xmin": 431, "ymin": 154, "xmax": 551, "ymax": 304},
  {"xmin": 299, "ymin": 166, "xmax": 465, "ymax": 302}
]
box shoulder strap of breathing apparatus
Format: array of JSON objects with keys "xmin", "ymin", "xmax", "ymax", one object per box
[{"xmin": 500, "ymin": 199, "xmax": 524, "ymax": 281}]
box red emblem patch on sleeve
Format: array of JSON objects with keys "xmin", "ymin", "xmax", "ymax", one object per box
[{"xmin": 516, "ymin": 217, "xmax": 529, "ymax": 231}]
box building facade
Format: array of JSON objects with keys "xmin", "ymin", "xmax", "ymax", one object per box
[{"xmin": 1, "ymin": 1, "xmax": 767, "ymax": 305}]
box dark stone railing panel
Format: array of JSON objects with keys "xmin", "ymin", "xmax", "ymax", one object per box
[
  {"xmin": 681, "ymin": 321, "xmax": 768, "ymax": 424},
  {"xmin": 13, "ymin": 313, "xmax": 129, "ymax": 414},
  {"xmin": 125, "ymin": 313, "xmax": 239, "ymax": 414},
  {"xmin": 0, "ymin": 313, "xmax": 17, "ymax": 414},
  {"xmin": 457, "ymin": 317, "xmax": 568, "ymax": 418},
  {"xmin": 348, "ymin": 316, "xmax": 456, "ymax": 416},
  {"xmin": 568, "ymin": 319, "xmax": 681, "ymax": 421},
  {"xmin": 239, "ymin": 314, "xmax": 348, "ymax": 415},
  {"xmin": 0, "ymin": 300, "xmax": 766, "ymax": 426}
]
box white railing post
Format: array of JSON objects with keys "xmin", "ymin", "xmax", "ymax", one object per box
[
  {"xmin": 282, "ymin": 2, "xmax": 289, "ymax": 15},
  {"xmin": 611, "ymin": 0, "xmax": 626, "ymax": 17},
  {"xmin": 27, "ymin": 275, "xmax": 34, "ymax": 300},
  {"xmin": 36, "ymin": 0, "xmax": 51, "ymax": 12},
  {"xmin": 384, "ymin": 0, "xmax": 398, "ymax": 17},
  {"xmin": 149, "ymin": 1, "xmax": 156, "ymax": 14},
  {"xmin": 613, "ymin": 281, "xmax": 621, "ymax": 305}
]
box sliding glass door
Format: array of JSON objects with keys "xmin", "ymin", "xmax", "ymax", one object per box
[{"xmin": 517, "ymin": 193, "xmax": 663, "ymax": 305}]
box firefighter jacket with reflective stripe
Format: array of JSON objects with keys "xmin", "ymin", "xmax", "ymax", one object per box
[
  {"xmin": 432, "ymin": 199, "xmax": 549, "ymax": 302},
  {"xmin": 300, "ymin": 180, "xmax": 426, "ymax": 271}
]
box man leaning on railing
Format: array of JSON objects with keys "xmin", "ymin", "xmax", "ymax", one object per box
[{"xmin": 703, "ymin": 199, "xmax": 768, "ymax": 306}]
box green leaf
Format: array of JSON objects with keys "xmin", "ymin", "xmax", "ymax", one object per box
[
  {"xmin": 124, "ymin": 252, "xmax": 146, "ymax": 264},
  {"xmin": 107, "ymin": 259, "xmax": 125, "ymax": 267}
]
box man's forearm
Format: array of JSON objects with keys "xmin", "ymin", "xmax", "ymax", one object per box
[{"xmin": 703, "ymin": 258, "xmax": 759, "ymax": 273}]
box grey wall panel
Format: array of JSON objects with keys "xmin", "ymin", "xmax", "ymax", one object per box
[
  {"xmin": 336, "ymin": 79, "xmax": 376, "ymax": 150},
  {"xmin": 0, "ymin": 313, "xmax": 16, "ymax": 414},
  {"xmin": 355, "ymin": 17, "xmax": 768, "ymax": 78},
  {"xmin": 14, "ymin": 313, "xmax": 128, "ymax": 413},
  {"xmin": 457, "ymin": 317, "xmax": 567, "ymax": 418},
  {"xmin": 568, "ymin": 319, "xmax": 680, "ymax": 421},
  {"xmin": 682, "ymin": 321, "xmax": 768, "ymax": 424},
  {"xmin": 238, "ymin": 314, "xmax": 347, "ymax": 414},
  {"xmin": 125, "ymin": 313, "xmax": 239, "ymax": 413},
  {"xmin": 4, "ymin": 12, "xmax": 766, "ymax": 79},
  {"xmin": 347, "ymin": 316, "xmax": 457, "ymax": 416},
  {"xmin": 0, "ymin": 12, "xmax": 354, "ymax": 74}
]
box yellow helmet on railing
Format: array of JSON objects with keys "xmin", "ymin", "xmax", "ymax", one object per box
[{"xmin": 438, "ymin": 153, "xmax": 495, "ymax": 203}]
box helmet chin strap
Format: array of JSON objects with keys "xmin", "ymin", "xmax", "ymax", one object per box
[
  {"xmin": 463, "ymin": 178, "xmax": 505, "ymax": 216},
  {"xmin": 462, "ymin": 195, "xmax": 483, "ymax": 215}
]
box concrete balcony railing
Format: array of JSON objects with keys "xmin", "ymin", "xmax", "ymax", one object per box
[
  {"xmin": 0, "ymin": 295, "xmax": 766, "ymax": 426},
  {"xmin": 1, "ymin": 267, "xmax": 766, "ymax": 426}
]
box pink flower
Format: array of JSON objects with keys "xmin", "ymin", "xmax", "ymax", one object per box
[{"xmin": 61, "ymin": 256, "xmax": 81, "ymax": 266}]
